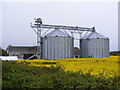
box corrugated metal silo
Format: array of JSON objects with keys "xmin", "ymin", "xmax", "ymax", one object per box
[
  {"xmin": 41, "ymin": 28, "xmax": 74, "ymax": 60},
  {"xmin": 80, "ymin": 31, "xmax": 109, "ymax": 58}
]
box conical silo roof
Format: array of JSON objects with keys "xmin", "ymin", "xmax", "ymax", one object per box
[
  {"xmin": 81, "ymin": 31, "xmax": 107, "ymax": 39},
  {"xmin": 45, "ymin": 28, "xmax": 70, "ymax": 37}
]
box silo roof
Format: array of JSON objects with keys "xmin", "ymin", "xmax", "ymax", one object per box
[
  {"xmin": 45, "ymin": 28, "xmax": 70, "ymax": 37},
  {"xmin": 82, "ymin": 31, "xmax": 107, "ymax": 39}
]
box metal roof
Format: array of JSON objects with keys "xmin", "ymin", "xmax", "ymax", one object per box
[
  {"xmin": 45, "ymin": 28, "xmax": 70, "ymax": 37},
  {"xmin": 81, "ymin": 31, "xmax": 107, "ymax": 39}
]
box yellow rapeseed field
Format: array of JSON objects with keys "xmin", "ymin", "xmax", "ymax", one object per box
[{"xmin": 17, "ymin": 56, "xmax": 119, "ymax": 77}]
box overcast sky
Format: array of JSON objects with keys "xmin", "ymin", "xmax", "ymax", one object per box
[{"xmin": 0, "ymin": 1, "xmax": 119, "ymax": 51}]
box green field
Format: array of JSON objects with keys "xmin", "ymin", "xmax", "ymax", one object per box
[{"xmin": 2, "ymin": 60, "xmax": 120, "ymax": 89}]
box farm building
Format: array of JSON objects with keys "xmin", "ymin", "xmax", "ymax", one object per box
[{"xmin": 6, "ymin": 46, "xmax": 37, "ymax": 59}]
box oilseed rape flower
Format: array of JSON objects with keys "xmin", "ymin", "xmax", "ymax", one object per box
[{"xmin": 17, "ymin": 56, "xmax": 119, "ymax": 77}]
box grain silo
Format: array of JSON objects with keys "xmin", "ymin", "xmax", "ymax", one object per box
[
  {"xmin": 41, "ymin": 28, "xmax": 74, "ymax": 60},
  {"xmin": 80, "ymin": 31, "xmax": 109, "ymax": 58}
]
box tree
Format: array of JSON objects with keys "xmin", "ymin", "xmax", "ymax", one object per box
[{"xmin": 0, "ymin": 48, "xmax": 8, "ymax": 56}]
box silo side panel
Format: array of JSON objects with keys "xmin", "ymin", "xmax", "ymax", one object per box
[
  {"xmin": 83, "ymin": 39, "xmax": 85, "ymax": 58},
  {"xmin": 54, "ymin": 37, "xmax": 57, "ymax": 59},
  {"xmin": 91, "ymin": 39, "xmax": 94, "ymax": 58},
  {"xmin": 42, "ymin": 38, "xmax": 45, "ymax": 59},
  {"xmin": 59, "ymin": 37, "xmax": 62, "ymax": 59},
  {"xmin": 49, "ymin": 37, "xmax": 52, "ymax": 59},
  {"xmin": 80, "ymin": 39, "xmax": 82, "ymax": 57},
  {"xmin": 47, "ymin": 37, "xmax": 49, "ymax": 59},
  {"xmin": 54, "ymin": 37, "xmax": 58, "ymax": 59},
  {"xmin": 100, "ymin": 38, "xmax": 103, "ymax": 58},
  {"xmin": 85, "ymin": 39, "xmax": 88, "ymax": 58},
  {"xmin": 91, "ymin": 39, "xmax": 93, "ymax": 58},
  {"xmin": 69, "ymin": 38, "xmax": 71, "ymax": 58},
  {"xmin": 88, "ymin": 39, "xmax": 91, "ymax": 58},
  {"xmin": 99, "ymin": 39, "xmax": 102, "ymax": 58},
  {"xmin": 103, "ymin": 38, "xmax": 105, "ymax": 57},
  {"xmin": 108, "ymin": 39, "xmax": 110, "ymax": 57},
  {"xmin": 104, "ymin": 39, "xmax": 106, "ymax": 57},
  {"xmin": 104, "ymin": 38, "xmax": 107, "ymax": 57},
  {"xmin": 96, "ymin": 39, "xmax": 98, "ymax": 58},
  {"xmin": 53, "ymin": 37, "xmax": 56, "ymax": 59},
  {"xmin": 94, "ymin": 39, "xmax": 97, "ymax": 58},
  {"xmin": 102, "ymin": 38, "xmax": 104, "ymax": 58},
  {"xmin": 53, "ymin": 37, "xmax": 55, "ymax": 59},
  {"xmin": 97, "ymin": 39, "xmax": 100, "ymax": 58},
  {"xmin": 47, "ymin": 37, "xmax": 50, "ymax": 59},
  {"xmin": 83, "ymin": 39, "xmax": 86, "ymax": 58},
  {"xmin": 101, "ymin": 38, "xmax": 104, "ymax": 58},
  {"xmin": 69, "ymin": 37, "xmax": 71, "ymax": 58},
  {"xmin": 106, "ymin": 38, "xmax": 109, "ymax": 57},
  {"xmin": 57, "ymin": 37, "xmax": 59, "ymax": 59},
  {"xmin": 60, "ymin": 37, "xmax": 63, "ymax": 59},
  {"xmin": 84, "ymin": 39, "xmax": 86, "ymax": 58},
  {"xmin": 82, "ymin": 39, "xmax": 84, "ymax": 58},
  {"xmin": 85, "ymin": 39, "xmax": 87, "ymax": 58},
  {"xmin": 41, "ymin": 38, "xmax": 43, "ymax": 59},
  {"xmin": 67, "ymin": 37, "xmax": 69, "ymax": 58},
  {"xmin": 50, "ymin": 37, "xmax": 52, "ymax": 59},
  {"xmin": 57, "ymin": 37, "xmax": 60, "ymax": 59},
  {"xmin": 64, "ymin": 37, "xmax": 67, "ymax": 58},
  {"xmin": 43, "ymin": 37, "xmax": 45, "ymax": 59},
  {"xmin": 89, "ymin": 39, "xmax": 91, "ymax": 58},
  {"xmin": 61, "ymin": 37, "xmax": 65, "ymax": 58},
  {"xmin": 66, "ymin": 37, "xmax": 69, "ymax": 58},
  {"xmin": 69, "ymin": 38, "xmax": 72, "ymax": 58},
  {"xmin": 51, "ymin": 37, "xmax": 54, "ymax": 60},
  {"xmin": 46, "ymin": 37, "xmax": 48, "ymax": 59},
  {"xmin": 81, "ymin": 39, "xmax": 83, "ymax": 57},
  {"xmin": 87, "ymin": 39, "xmax": 90, "ymax": 58},
  {"xmin": 43, "ymin": 37, "xmax": 47, "ymax": 59},
  {"xmin": 71, "ymin": 38, "xmax": 74, "ymax": 58},
  {"xmin": 96, "ymin": 38, "xmax": 99, "ymax": 58},
  {"xmin": 66, "ymin": 37, "xmax": 68, "ymax": 58},
  {"xmin": 99, "ymin": 39, "xmax": 101, "ymax": 58},
  {"xmin": 86, "ymin": 39, "xmax": 89, "ymax": 57},
  {"xmin": 63, "ymin": 37, "xmax": 65, "ymax": 58},
  {"xmin": 70, "ymin": 37, "xmax": 72, "ymax": 58},
  {"xmin": 81, "ymin": 39, "xmax": 83, "ymax": 58},
  {"xmin": 50, "ymin": 37, "xmax": 53, "ymax": 59},
  {"xmin": 105, "ymin": 38, "xmax": 108, "ymax": 57},
  {"xmin": 95, "ymin": 39, "xmax": 98, "ymax": 58},
  {"xmin": 101, "ymin": 38, "xmax": 103, "ymax": 57}
]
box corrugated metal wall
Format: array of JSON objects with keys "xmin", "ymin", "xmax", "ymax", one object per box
[
  {"xmin": 80, "ymin": 38, "xmax": 109, "ymax": 58},
  {"xmin": 42, "ymin": 36, "xmax": 74, "ymax": 60}
]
